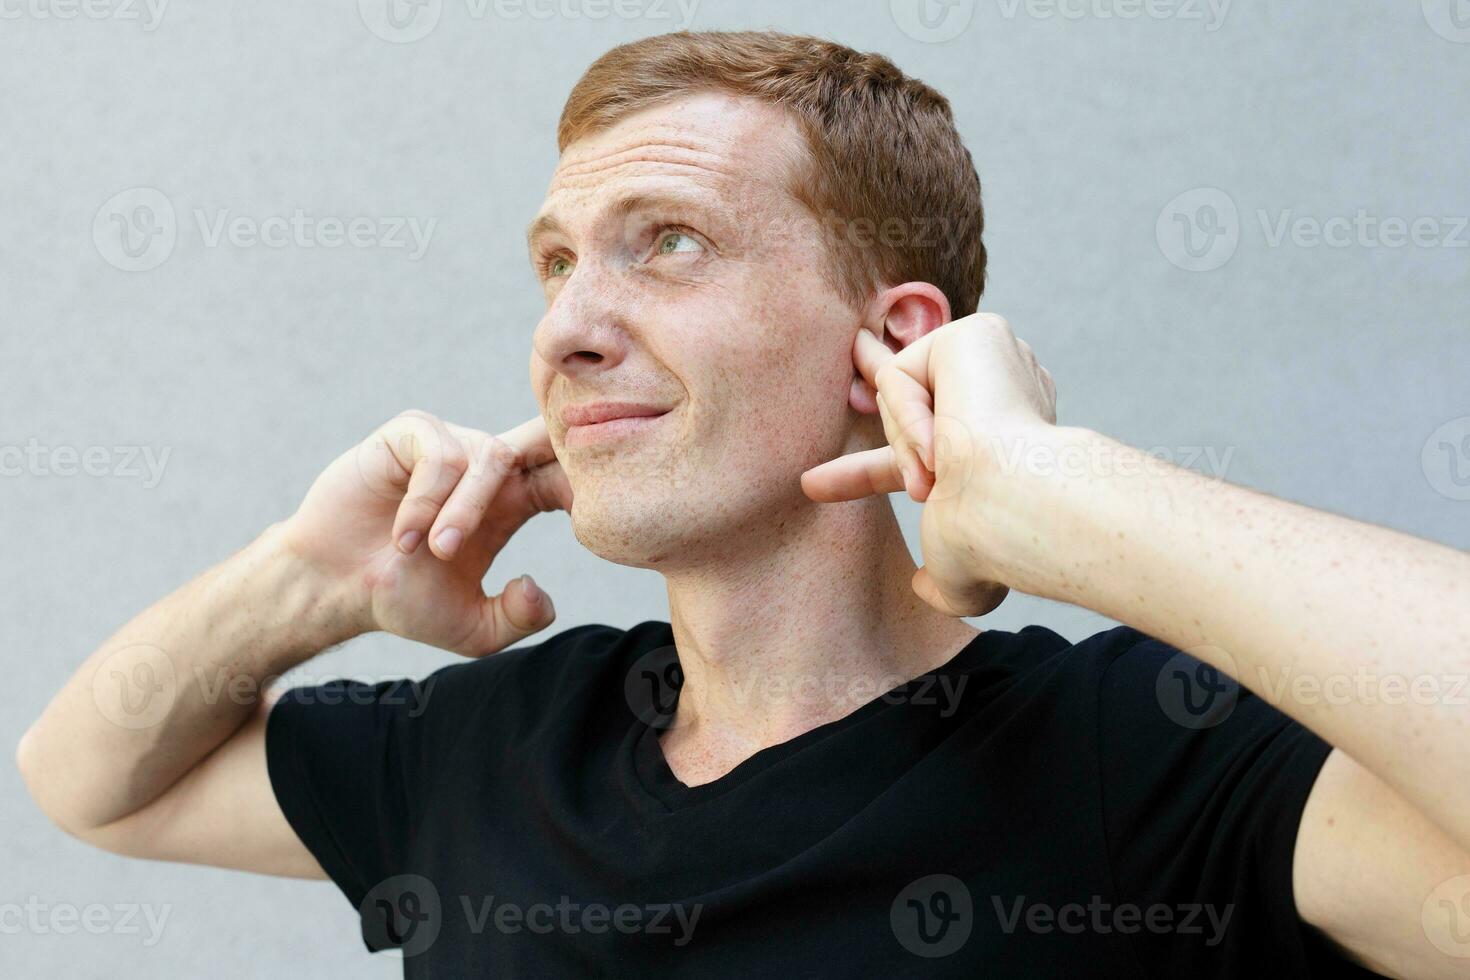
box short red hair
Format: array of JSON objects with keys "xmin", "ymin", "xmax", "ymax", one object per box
[{"xmin": 558, "ymin": 30, "xmax": 987, "ymax": 318}]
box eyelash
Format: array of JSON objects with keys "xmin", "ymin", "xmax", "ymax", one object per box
[{"xmin": 535, "ymin": 225, "xmax": 706, "ymax": 280}]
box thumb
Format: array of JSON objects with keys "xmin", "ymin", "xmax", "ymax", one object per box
[
  {"xmin": 911, "ymin": 565, "xmax": 967, "ymax": 618},
  {"xmin": 911, "ymin": 566, "xmax": 1010, "ymax": 619},
  {"xmin": 461, "ymin": 574, "xmax": 556, "ymax": 656}
]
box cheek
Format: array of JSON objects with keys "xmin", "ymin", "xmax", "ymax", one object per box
[
  {"xmin": 528, "ymin": 349, "xmax": 553, "ymax": 408},
  {"xmin": 695, "ymin": 294, "xmax": 854, "ymax": 458}
]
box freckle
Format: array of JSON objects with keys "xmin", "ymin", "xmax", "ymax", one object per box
[{"xmin": 1326, "ymin": 817, "xmax": 1335, "ymax": 828}]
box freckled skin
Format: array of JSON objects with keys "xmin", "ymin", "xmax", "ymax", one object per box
[{"xmin": 527, "ymin": 92, "xmax": 879, "ymax": 570}]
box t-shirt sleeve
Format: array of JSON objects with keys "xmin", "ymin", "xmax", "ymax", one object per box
[
  {"xmin": 1090, "ymin": 627, "xmax": 1377, "ymax": 979},
  {"xmin": 265, "ymin": 673, "xmax": 443, "ymax": 952}
]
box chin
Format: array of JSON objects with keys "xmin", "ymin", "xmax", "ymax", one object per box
[{"xmin": 566, "ymin": 482, "xmax": 687, "ymax": 569}]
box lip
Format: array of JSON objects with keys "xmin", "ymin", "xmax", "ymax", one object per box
[
  {"xmin": 561, "ymin": 401, "xmax": 673, "ymax": 447},
  {"xmin": 562, "ymin": 401, "xmax": 672, "ymax": 428}
]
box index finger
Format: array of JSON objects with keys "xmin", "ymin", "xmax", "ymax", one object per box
[
  {"xmin": 853, "ymin": 326, "xmax": 938, "ymax": 391},
  {"xmin": 853, "ymin": 327, "xmax": 896, "ymax": 389},
  {"xmin": 446, "ymin": 414, "xmax": 557, "ymax": 476},
  {"xmin": 857, "ymin": 329, "xmax": 940, "ymax": 471}
]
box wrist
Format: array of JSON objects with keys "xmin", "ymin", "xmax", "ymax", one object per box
[
  {"xmin": 244, "ymin": 522, "xmax": 373, "ymax": 665},
  {"xmin": 964, "ymin": 422, "xmax": 1106, "ymax": 600}
]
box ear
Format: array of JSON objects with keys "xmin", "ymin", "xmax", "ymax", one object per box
[{"xmin": 849, "ymin": 282, "xmax": 952, "ymax": 415}]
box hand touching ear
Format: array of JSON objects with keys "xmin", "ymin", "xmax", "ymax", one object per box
[{"xmin": 801, "ymin": 312, "xmax": 1057, "ymax": 617}]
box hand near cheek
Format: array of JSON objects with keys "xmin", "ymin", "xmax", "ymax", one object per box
[{"xmin": 799, "ymin": 312, "xmax": 1058, "ymax": 618}]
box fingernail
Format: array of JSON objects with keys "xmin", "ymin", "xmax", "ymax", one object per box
[
  {"xmin": 520, "ymin": 574, "xmax": 542, "ymax": 603},
  {"xmin": 398, "ymin": 530, "xmax": 422, "ymax": 554},
  {"xmin": 435, "ymin": 527, "xmax": 463, "ymax": 558}
]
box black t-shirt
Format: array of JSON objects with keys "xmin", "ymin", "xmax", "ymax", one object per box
[{"xmin": 265, "ymin": 620, "xmax": 1373, "ymax": 978}]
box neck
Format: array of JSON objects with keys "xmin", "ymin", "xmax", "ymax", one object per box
[{"xmin": 656, "ymin": 494, "xmax": 982, "ymax": 785}]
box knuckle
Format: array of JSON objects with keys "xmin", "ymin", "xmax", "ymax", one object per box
[
  {"xmin": 977, "ymin": 312, "xmax": 1010, "ymax": 334},
  {"xmin": 435, "ymin": 443, "xmax": 469, "ymax": 474},
  {"xmin": 398, "ymin": 493, "xmax": 439, "ymax": 522}
]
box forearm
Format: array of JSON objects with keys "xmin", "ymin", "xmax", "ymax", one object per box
[
  {"xmin": 987, "ymin": 425, "xmax": 1470, "ymax": 850},
  {"xmin": 17, "ymin": 521, "xmax": 363, "ymax": 833}
]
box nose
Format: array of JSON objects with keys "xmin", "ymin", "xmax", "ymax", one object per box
[{"xmin": 531, "ymin": 263, "xmax": 632, "ymax": 383}]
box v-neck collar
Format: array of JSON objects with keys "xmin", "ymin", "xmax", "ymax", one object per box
[{"xmin": 626, "ymin": 626, "xmax": 1007, "ymax": 811}]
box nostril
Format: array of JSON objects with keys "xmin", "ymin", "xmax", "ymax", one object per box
[{"xmin": 573, "ymin": 351, "xmax": 604, "ymax": 363}]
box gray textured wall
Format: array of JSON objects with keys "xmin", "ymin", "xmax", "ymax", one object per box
[{"xmin": 3, "ymin": 0, "xmax": 1466, "ymax": 973}]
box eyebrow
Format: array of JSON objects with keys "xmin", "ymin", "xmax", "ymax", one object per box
[{"xmin": 524, "ymin": 190, "xmax": 733, "ymax": 255}]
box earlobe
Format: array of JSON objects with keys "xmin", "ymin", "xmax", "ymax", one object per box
[{"xmin": 849, "ymin": 375, "xmax": 879, "ymax": 415}]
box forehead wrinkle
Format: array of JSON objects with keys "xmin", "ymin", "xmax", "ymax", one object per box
[
  {"xmin": 552, "ymin": 140, "xmax": 735, "ymax": 184},
  {"xmin": 548, "ymin": 158, "xmax": 734, "ymax": 197},
  {"xmin": 531, "ymin": 105, "xmax": 811, "ymax": 255}
]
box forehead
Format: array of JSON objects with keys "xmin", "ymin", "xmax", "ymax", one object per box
[{"xmin": 535, "ymin": 92, "xmax": 808, "ymax": 230}]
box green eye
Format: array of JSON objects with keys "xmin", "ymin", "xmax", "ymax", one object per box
[
  {"xmin": 548, "ymin": 256, "xmax": 574, "ymax": 277},
  {"xmin": 656, "ymin": 231, "xmax": 702, "ymax": 256}
]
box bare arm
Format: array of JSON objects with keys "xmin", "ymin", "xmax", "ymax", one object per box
[
  {"xmin": 17, "ymin": 410, "xmax": 571, "ymax": 875},
  {"xmin": 806, "ymin": 311, "xmax": 1470, "ymax": 977},
  {"xmin": 16, "ymin": 523, "xmax": 352, "ymax": 875},
  {"xmin": 1008, "ymin": 425, "xmax": 1470, "ymax": 978}
]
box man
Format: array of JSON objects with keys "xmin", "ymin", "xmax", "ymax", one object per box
[{"xmin": 17, "ymin": 30, "xmax": 1470, "ymax": 978}]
